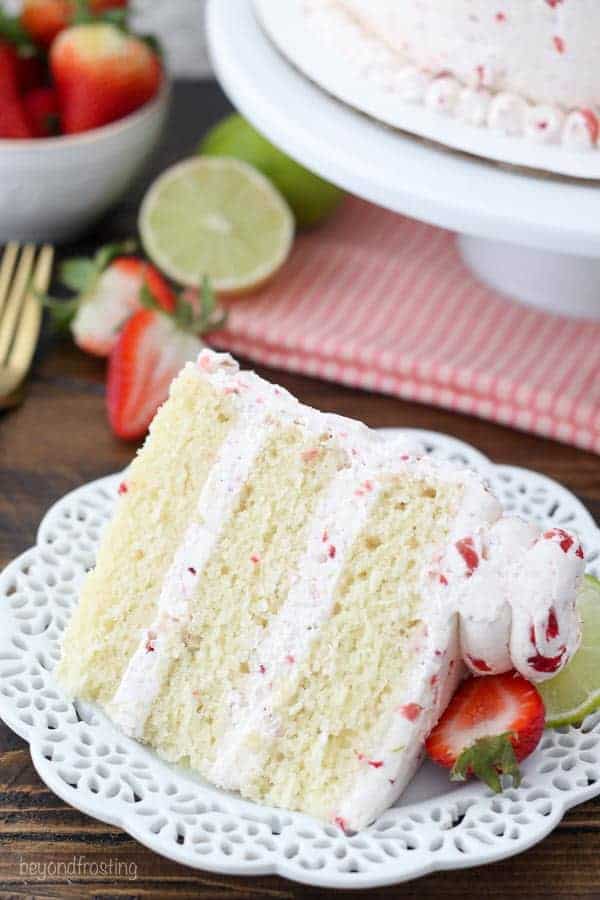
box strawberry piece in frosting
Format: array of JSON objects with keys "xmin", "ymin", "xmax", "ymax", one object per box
[{"xmin": 442, "ymin": 517, "xmax": 584, "ymax": 683}]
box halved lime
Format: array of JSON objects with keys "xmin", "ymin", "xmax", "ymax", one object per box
[
  {"xmin": 139, "ymin": 157, "xmax": 295, "ymax": 293},
  {"xmin": 539, "ymin": 575, "xmax": 600, "ymax": 727}
]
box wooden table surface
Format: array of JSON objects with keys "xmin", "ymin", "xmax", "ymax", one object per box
[{"xmin": 1, "ymin": 82, "xmax": 599, "ymax": 900}]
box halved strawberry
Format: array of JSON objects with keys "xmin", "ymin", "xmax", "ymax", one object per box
[
  {"xmin": 106, "ymin": 280, "xmax": 227, "ymax": 440},
  {"xmin": 0, "ymin": 43, "xmax": 33, "ymax": 138},
  {"xmin": 426, "ymin": 672, "xmax": 545, "ymax": 792},
  {"xmin": 50, "ymin": 23, "xmax": 161, "ymax": 134},
  {"xmin": 70, "ymin": 257, "xmax": 174, "ymax": 356},
  {"xmin": 43, "ymin": 243, "xmax": 175, "ymax": 356}
]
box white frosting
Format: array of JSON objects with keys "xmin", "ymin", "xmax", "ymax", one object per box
[
  {"xmin": 394, "ymin": 65, "xmax": 431, "ymax": 103},
  {"xmin": 488, "ymin": 92, "xmax": 528, "ymax": 136},
  {"xmin": 526, "ymin": 105, "xmax": 566, "ymax": 144},
  {"xmin": 108, "ymin": 349, "xmax": 585, "ymax": 831},
  {"xmin": 458, "ymin": 87, "xmax": 492, "ymax": 128},
  {"xmin": 563, "ymin": 109, "xmax": 599, "ymax": 150},
  {"xmin": 306, "ymin": 0, "xmax": 600, "ymax": 151},
  {"xmin": 426, "ymin": 76, "xmax": 461, "ymax": 116}
]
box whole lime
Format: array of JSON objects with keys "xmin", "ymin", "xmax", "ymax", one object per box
[{"xmin": 199, "ymin": 114, "xmax": 344, "ymax": 229}]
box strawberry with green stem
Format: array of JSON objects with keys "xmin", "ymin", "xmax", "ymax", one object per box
[
  {"xmin": 50, "ymin": 22, "xmax": 162, "ymax": 134},
  {"xmin": 42, "ymin": 242, "xmax": 175, "ymax": 356},
  {"xmin": 107, "ymin": 277, "xmax": 227, "ymax": 440},
  {"xmin": 20, "ymin": 0, "xmax": 128, "ymax": 49},
  {"xmin": 426, "ymin": 672, "xmax": 545, "ymax": 792}
]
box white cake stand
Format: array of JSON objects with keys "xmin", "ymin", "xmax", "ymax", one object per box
[{"xmin": 206, "ymin": 0, "xmax": 600, "ymax": 321}]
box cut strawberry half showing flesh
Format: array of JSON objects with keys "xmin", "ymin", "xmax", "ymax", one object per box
[
  {"xmin": 426, "ymin": 672, "xmax": 545, "ymax": 792},
  {"xmin": 71, "ymin": 258, "xmax": 174, "ymax": 357},
  {"xmin": 106, "ymin": 309, "xmax": 204, "ymax": 441}
]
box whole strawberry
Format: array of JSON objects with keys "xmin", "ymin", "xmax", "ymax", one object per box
[
  {"xmin": 21, "ymin": 0, "xmax": 128, "ymax": 48},
  {"xmin": 50, "ymin": 23, "xmax": 162, "ymax": 134},
  {"xmin": 21, "ymin": 0, "xmax": 71, "ymax": 47},
  {"xmin": 0, "ymin": 43, "xmax": 33, "ymax": 138}
]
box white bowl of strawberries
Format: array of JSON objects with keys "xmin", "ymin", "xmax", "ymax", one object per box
[{"xmin": 0, "ymin": 1, "xmax": 168, "ymax": 243}]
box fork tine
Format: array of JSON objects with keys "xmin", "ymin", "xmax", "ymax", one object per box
[
  {"xmin": 0, "ymin": 244, "xmax": 36, "ymax": 364},
  {"xmin": 0, "ymin": 242, "xmax": 20, "ymax": 320},
  {"xmin": 8, "ymin": 245, "xmax": 54, "ymax": 379}
]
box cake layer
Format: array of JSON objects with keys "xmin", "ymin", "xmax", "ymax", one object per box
[
  {"xmin": 232, "ymin": 473, "xmax": 464, "ymax": 824},
  {"xmin": 138, "ymin": 424, "xmax": 349, "ymax": 763},
  {"xmin": 57, "ymin": 366, "xmax": 237, "ymax": 704}
]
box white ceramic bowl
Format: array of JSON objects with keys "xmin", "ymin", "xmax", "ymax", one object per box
[{"xmin": 0, "ymin": 84, "xmax": 170, "ymax": 244}]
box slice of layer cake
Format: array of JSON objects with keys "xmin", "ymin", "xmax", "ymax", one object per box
[{"xmin": 57, "ymin": 350, "xmax": 584, "ymax": 831}]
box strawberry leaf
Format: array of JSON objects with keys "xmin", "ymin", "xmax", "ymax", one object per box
[
  {"xmin": 71, "ymin": 0, "xmax": 129, "ymax": 29},
  {"xmin": 39, "ymin": 294, "xmax": 80, "ymax": 331},
  {"xmin": 174, "ymin": 294, "xmax": 194, "ymax": 330},
  {"xmin": 200, "ymin": 275, "xmax": 216, "ymax": 324},
  {"xmin": 94, "ymin": 240, "xmax": 137, "ymax": 275},
  {"xmin": 57, "ymin": 241, "xmax": 136, "ymax": 295},
  {"xmin": 139, "ymin": 33, "xmax": 163, "ymax": 58},
  {"xmin": 97, "ymin": 8, "xmax": 129, "ymax": 30},
  {"xmin": 139, "ymin": 282, "xmax": 162, "ymax": 312},
  {"xmin": 139, "ymin": 275, "xmax": 227, "ymax": 337},
  {"xmin": 450, "ymin": 733, "xmax": 522, "ymax": 793},
  {"xmin": 59, "ymin": 258, "xmax": 98, "ymax": 294},
  {"xmin": 196, "ymin": 276, "xmax": 227, "ymax": 334},
  {"xmin": 0, "ymin": 9, "xmax": 35, "ymax": 51}
]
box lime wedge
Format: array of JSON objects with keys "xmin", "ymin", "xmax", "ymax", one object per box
[
  {"xmin": 139, "ymin": 157, "xmax": 295, "ymax": 293},
  {"xmin": 539, "ymin": 575, "xmax": 600, "ymax": 727}
]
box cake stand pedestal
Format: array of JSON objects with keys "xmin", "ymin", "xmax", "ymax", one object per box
[
  {"xmin": 458, "ymin": 237, "xmax": 600, "ymax": 319},
  {"xmin": 207, "ymin": 0, "xmax": 600, "ymax": 321}
]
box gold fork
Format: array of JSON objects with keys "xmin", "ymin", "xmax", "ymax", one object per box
[{"xmin": 0, "ymin": 243, "xmax": 54, "ymax": 409}]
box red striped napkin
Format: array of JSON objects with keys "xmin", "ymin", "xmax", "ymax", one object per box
[{"xmin": 210, "ymin": 197, "xmax": 600, "ymax": 455}]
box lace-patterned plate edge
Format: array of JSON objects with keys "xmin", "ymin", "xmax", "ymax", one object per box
[{"xmin": 0, "ymin": 428, "xmax": 598, "ymax": 889}]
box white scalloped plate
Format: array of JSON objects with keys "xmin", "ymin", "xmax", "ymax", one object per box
[
  {"xmin": 253, "ymin": 0, "xmax": 600, "ymax": 181},
  {"xmin": 1, "ymin": 430, "xmax": 599, "ymax": 890}
]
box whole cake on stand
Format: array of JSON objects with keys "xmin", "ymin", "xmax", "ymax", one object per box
[
  {"xmin": 209, "ymin": 0, "xmax": 600, "ymax": 319},
  {"xmin": 307, "ymin": 0, "xmax": 600, "ymax": 150}
]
